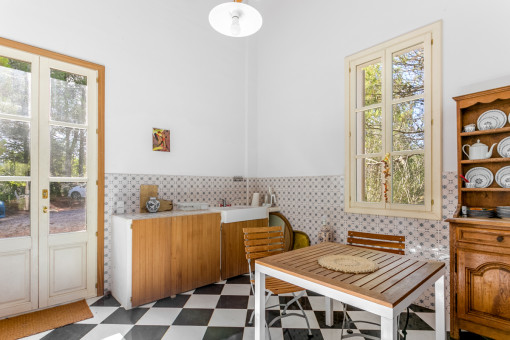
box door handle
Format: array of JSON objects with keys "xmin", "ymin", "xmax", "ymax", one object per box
[{"xmin": 43, "ymin": 206, "xmax": 48, "ymax": 213}]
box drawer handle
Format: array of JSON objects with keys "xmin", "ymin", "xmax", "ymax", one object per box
[{"xmin": 497, "ymin": 236, "xmax": 504, "ymax": 242}]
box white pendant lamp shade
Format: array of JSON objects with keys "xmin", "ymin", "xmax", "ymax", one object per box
[{"xmin": 209, "ymin": 2, "xmax": 262, "ymax": 38}]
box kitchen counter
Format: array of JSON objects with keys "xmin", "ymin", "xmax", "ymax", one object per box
[
  {"xmin": 114, "ymin": 209, "xmax": 215, "ymax": 221},
  {"xmin": 114, "ymin": 205, "xmax": 280, "ymax": 222}
]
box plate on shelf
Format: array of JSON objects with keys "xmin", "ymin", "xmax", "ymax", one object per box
[
  {"xmin": 498, "ymin": 136, "xmax": 510, "ymax": 158},
  {"xmin": 495, "ymin": 166, "xmax": 510, "ymax": 187},
  {"xmin": 465, "ymin": 167, "xmax": 494, "ymax": 188},
  {"xmin": 477, "ymin": 109, "xmax": 507, "ymax": 130}
]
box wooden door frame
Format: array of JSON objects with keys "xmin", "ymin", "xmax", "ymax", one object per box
[{"xmin": 0, "ymin": 37, "xmax": 106, "ymax": 295}]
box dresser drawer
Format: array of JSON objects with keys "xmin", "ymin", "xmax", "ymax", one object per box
[{"xmin": 457, "ymin": 226, "xmax": 510, "ymax": 248}]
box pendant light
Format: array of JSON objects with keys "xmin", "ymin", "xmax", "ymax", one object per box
[{"xmin": 209, "ymin": 0, "xmax": 263, "ymax": 38}]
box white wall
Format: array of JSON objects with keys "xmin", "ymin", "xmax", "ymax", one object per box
[
  {"xmin": 2, "ymin": 1, "xmax": 510, "ymax": 178},
  {"xmin": 0, "ymin": 0, "xmax": 250, "ymax": 176},
  {"xmin": 253, "ymin": 0, "xmax": 510, "ymax": 177}
]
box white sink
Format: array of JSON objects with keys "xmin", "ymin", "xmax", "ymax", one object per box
[{"xmin": 210, "ymin": 206, "xmax": 268, "ymax": 223}]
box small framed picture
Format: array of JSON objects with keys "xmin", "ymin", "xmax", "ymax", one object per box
[{"xmin": 152, "ymin": 128, "xmax": 170, "ymax": 152}]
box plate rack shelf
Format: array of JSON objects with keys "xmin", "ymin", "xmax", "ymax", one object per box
[
  {"xmin": 447, "ymin": 85, "xmax": 510, "ymax": 340},
  {"xmin": 456, "ymin": 87, "xmax": 510, "ymax": 205}
]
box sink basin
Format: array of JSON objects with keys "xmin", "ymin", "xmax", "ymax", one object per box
[{"xmin": 210, "ymin": 206, "xmax": 268, "ymax": 223}]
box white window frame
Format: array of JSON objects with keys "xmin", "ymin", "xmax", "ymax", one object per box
[{"xmin": 344, "ymin": 21, "xmax": 442, "ymax": 220}]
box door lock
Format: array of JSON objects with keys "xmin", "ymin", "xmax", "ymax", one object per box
[
  {"xmin": 43, "ymin": 206, "xmax": 48, "ymax": 213},
  {"xmin": 42, "ymin": 189, "xmax": 48, "ymax": 199}
]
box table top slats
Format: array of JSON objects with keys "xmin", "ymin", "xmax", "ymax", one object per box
[
  {"xmin": 341, "ymin": 254, "xmax": 403, "ymax": 284},
  {"xmin": 277, "ymin": 243, "xmax": 339, "ymax": 265},
  {"xmin": 321, "ymin": 252, "xmax": 393, "ymax": 281},
  {"xmin": 256, "ymin": 242, "xmax": 444, "ymax": 307},
  {"xmin": 295, "ymin": 247, "xmax": 372, "ymax": 272},
  {"xmin": 281, "ymin": 244, "xmax": 352, "ymax": 268},
  {"xmin": 346, "ymin": 258, "xmax": 411, "ymax": 287},
  {"xmin": 382, "ymin": 262, "xmax": 444, "ymax": 297},
  {"xmin": 360, "ymin": 260, "xmax": 424, "ymax": 291},
  {"xmin": 370, "ymin": 261, "xmax": 428, "ymax": 293}
]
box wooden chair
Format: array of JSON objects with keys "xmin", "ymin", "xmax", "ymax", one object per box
[
  {"xmin": 347, "ymin": 231, "xmax": 405, "ymax": 255},
  {"xmin": 342, "ymin": 231, "xmax": 409, "ymax": 340},
  {"xmin": 243, "ymin": 226, "xmax": 312, "ymax": 337}
]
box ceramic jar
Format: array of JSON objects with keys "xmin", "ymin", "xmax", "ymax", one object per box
[
  {"xmin": 318, "ymin": 225, "xmax": 333, "ymax": 243},
  {"xmin": 146, "ymin": 197, "xmax": 160, "ymax": 213}
]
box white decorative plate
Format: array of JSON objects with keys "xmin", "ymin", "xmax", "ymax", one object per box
[
  {"xmin": 496, "ymin": 166, "xmax": 510, "ymax": 187},
  {"xmin": 465, "ymin": 167, "xmax": 494, "ymax": 188},
  {"xmin": 477, "ymin": 109, "xmax": 507, "ymax": 130},
  {"xmin": 497, "ymin": 136, "xmax": 510, "ymax": 158}
]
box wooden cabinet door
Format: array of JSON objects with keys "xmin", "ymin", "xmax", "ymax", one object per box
[
  {"xmin": 191, "ymin": 214, "xmax": 221, "ymax": 288},
  {"xmin": 169, "ymin": 213, "xmax": 221, "ymax": 294},
  {"xmin": 132, "ymin": 213, "xmax": 221, "ymax": 307},
  {"xmin": 221, "ymin": 219, "xmax": 268, "ymax": 280},
  {"xmin": 457, "ymin": 248, "xmax": 510, "ymax": 333},
  {"xmin": 132, "ymin": 218, "xmax": 173, "ymax": 307}
]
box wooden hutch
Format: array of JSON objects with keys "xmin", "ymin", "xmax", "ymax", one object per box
[{"xmin": 447, "ymin": 85, "xmax": 510, "ymax": 339}]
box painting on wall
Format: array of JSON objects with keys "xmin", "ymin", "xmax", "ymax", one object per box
[{"xmin": 152, "ymin": 128, "xmax": 170, "ymax": 152}]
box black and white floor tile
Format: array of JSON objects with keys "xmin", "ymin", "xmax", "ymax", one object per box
[{"xmin": 21, "ymin": 276, "xmax": 485, "ymax": 340}]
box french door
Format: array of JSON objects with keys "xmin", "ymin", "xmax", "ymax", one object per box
[{"xmin": 0, "ymin": 45, "xmax": 98, "ymax": 317}]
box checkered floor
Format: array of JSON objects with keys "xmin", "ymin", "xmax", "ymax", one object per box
[{"xmin": 21, "ymin": 275, "xmax": 484, "ymax": 340}]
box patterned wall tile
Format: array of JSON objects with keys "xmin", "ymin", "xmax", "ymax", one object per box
[
  {"xmin": 103, "ymin": 172, "xmax": 457, "ymax": 315},
  {"xmin": 248, "ymin": 172, "xmax": 457, "ymax": 311}
]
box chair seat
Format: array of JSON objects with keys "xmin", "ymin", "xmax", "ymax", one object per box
[{"xmin": 251, "ymin": 276, "xmax": 305, "ymax": 295}]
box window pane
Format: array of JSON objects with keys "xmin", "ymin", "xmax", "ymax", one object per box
[
  {"xmin": 50, "ymin": 69, "xmax": 87, "ymax": 124},
  {"xmin": 0, "ymin": 56, "xmax": 31, "ymax": 117},
  {"xmin": 391, "ymin": 154, "xmax": 424, "ymax": 205},
  {"xmin": 356, "ymin": 157, "xmax": 382, "ymax": 203},
  {"xmin": 392, "ymin": 99, "xmax": 424, "ymax": 151},
  {"xmin": 0, "ymin": 181, "xmax": 30, "ymax": 238},
  {"xmin": 392, "ymin": 46, "xmax": 424, "ymax": 99},
  {"xmin": 357, "ymin": 108, "xmax": 382, "ymax": 154},
  {"xmin": 50, "ymin": 126, "xmax": 87, "ymax": 177},
  {"xmin": 0, "ymin": 119, "xmax": 30, "ymax": 176},
  {"xmin": 357, "ymin": 61, "xmax": 382, "ymax": 107},
  {"xmin": 49, "ymin": 182, "xmax": 86, "ymax": 234}
]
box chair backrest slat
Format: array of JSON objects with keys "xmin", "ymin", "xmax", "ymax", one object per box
[
  {"xmin": 243, "ymin": 227, "xmax": 285, "ymax": 264},
  {"xmin": 347, "ymin": 231, "xmax": 406, "ymax": 255},
  {"xmin": 244, "ymin": 231, "xmax": 283, "ymax": 240}
]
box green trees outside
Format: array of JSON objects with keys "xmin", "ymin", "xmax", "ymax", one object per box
[
  {"xmin": 0, "ymin": 57, "xmax": 88, "ymax": 202},
  {"xmin": 359, "ymin": 47, "xmax": 425, "ymax": 205}
]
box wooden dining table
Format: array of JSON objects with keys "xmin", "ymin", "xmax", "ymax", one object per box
[{"xmin": 254, "ymin": 242, "xmax": 445, "ymax": 340}]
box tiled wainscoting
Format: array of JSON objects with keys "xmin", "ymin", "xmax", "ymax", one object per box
[
  {"xmin": 104, "ymin": 172, "xmax": 457, "ymax": 317},
  {"xmin": 249, "ymin": 172, "xmax": 457, "ymax": 314},
  {"xmin": 104, "ymin": 174, "xmax": 249, "ymax": 290}
]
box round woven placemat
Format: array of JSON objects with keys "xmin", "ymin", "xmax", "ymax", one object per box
[{"xmin": 318, "ymin": 254, "xmax": 379, "ymax": 274}]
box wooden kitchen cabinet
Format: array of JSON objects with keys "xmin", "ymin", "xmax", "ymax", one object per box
[
  {"xmin": 113, "ymin": 212, "xmax": 221, "ymax": 308},
  {"xmin": 221, "ymin": 218, "xmax": 268, "ymax": 280},
  {"xmin": 449, "ymin": 222, "xmax": 510, "ymax": 339},
  {"xmin": 447, "ymin": 86, "xmax": 510, "ymax": 339}
]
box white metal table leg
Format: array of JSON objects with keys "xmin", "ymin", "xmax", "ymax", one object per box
[
  {"xmin": 435, "ymin": 275, "xmax": 445, "ymax": 340},
  {"xmin": 255, "ymin": 266, "xmax": 266, "ymax": 340},
  {"xmin": 380, "ymin": 316, "xmax": 398, "ymax": 340},
  {"xmin": 325, "ymin": 297, "xmax": 334, "ymax": 327}
]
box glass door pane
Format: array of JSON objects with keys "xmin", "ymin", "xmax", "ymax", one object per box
[
  {"xmin": 0, "ymin": 56, "xmax": 32, "ymax": 117},
  {"xmin": 49, "ymin": 182, "xmax": 86, "ymax": 234},
  {"xmin": 0, "ymin": 181, "xmax": 31, "ymax": 238},
  {"xmin": 0, "ymin": 55, "xmax": 34, "ymax": 239},
  {"xmin": 48, "ymin": 68, "xmax": 89, "ymax": 234}
]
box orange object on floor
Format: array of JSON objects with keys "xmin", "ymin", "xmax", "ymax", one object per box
[{"xmin": 0, "ymin": 299, "xmax": 93, "ymax": 340}]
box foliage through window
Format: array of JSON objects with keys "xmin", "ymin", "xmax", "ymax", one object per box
[{"xmin": 345, "ymin": 22, "xmax": 442, "ymax": 219}]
